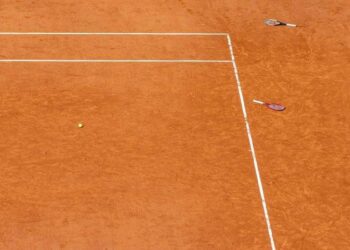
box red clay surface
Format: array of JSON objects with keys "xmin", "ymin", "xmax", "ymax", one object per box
[
  {"xmin": 0, "ymin": 36, "xmax": 229, "ymax": 60},
  {"xmin": 0, "ymin": 1, "xmax": 349, "ymax": 250},
  {"xmin": 0, "ymin": 62, "xmax": 270, "ymax": 249}
]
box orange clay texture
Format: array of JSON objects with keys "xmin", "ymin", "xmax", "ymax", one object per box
[{"xmin": 0, "ymin": 1, "xmax": 349, "ymax": 249}]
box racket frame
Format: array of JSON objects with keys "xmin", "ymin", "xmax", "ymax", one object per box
[
  {"xmin": 264, "ymin": 19, "xmax": 297, "ymax": 27},
  {"xmin": 253, "ymin": 99, "xmax": 286, "ymax": 111}
]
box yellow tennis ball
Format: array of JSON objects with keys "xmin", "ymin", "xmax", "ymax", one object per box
[{"xmin": 78, "ymin": 123, "xmax": 84, "ymax": 128}]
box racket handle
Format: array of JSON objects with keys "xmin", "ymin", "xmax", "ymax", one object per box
[
  {"xmin": 286, "ymin": 23, "xmax": 297, "ymax": 27},
  {"xmin": 253, "ymin": 100, "xmax": 265, "ymax": 105}
]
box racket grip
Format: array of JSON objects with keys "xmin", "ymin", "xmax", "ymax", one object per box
[
  {"xmin": 286, "ymin": 23, "xmax": 297, "ymax": 27},
  {"xmin": 253, "ymin": 100, "xmax": 264, "ymax": 105}
]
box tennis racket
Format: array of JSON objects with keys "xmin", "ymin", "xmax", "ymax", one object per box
[
  {"xmin": 264, "ymin": 19, "xmax": 297, "ymax": 27},
  {"xmin": 253, "ymin": 99, "xmax": 286, "ymax": 111}
]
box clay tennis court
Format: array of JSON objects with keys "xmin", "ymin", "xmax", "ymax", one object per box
[{"xmin": 0, "ymin": 1, "xmax": 349, "ymax": 249}]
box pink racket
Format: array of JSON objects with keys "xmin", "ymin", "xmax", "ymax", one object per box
[
  {"xmin": 264, "ymin": 19, "xmax": 297, "ymax": 27},
  {"xmin": 253, "ymin": 99, "xmax": 286, "ymax": 111}
]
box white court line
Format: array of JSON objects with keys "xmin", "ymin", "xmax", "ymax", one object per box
[
  {"xmin": 0, "ymin": 32, "xmax": 227, "ymax": 36},
  {"xmin": 226, "ymin": 34, "xmax": 276, "ymax": 250},
  {"xmin": 0, "ymin": 59, "xmax": 231, "ymax": 63}
]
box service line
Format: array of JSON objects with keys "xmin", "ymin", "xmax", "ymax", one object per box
[
  {"xmin": 0, "ymin": 59, "xmax": 232, "ymax": 63},
  {"xmin": 0, "ymin": 32, "xmax": 228, "ymax": 36}
]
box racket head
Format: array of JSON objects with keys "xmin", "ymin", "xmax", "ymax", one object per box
[
  {"xmin": 264, "ymin": 19, "xmax": 285, "ymax": 26},
  {"xmin": 265, "ymin": 103, "xmax": 286, "ymax": 111}
]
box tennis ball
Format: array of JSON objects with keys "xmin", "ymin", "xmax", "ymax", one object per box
[{"xmin": 78, "ymin": 123, "xmax": 84, "ymax": 128}]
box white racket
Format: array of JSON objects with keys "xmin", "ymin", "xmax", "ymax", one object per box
[
  {"xmin": 264, "ymin": 19, "xmax": 297, "ymax": 27},
  {"xmin": 253, "ymin": 99, "xmax": 286, "ymax": 111}
]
